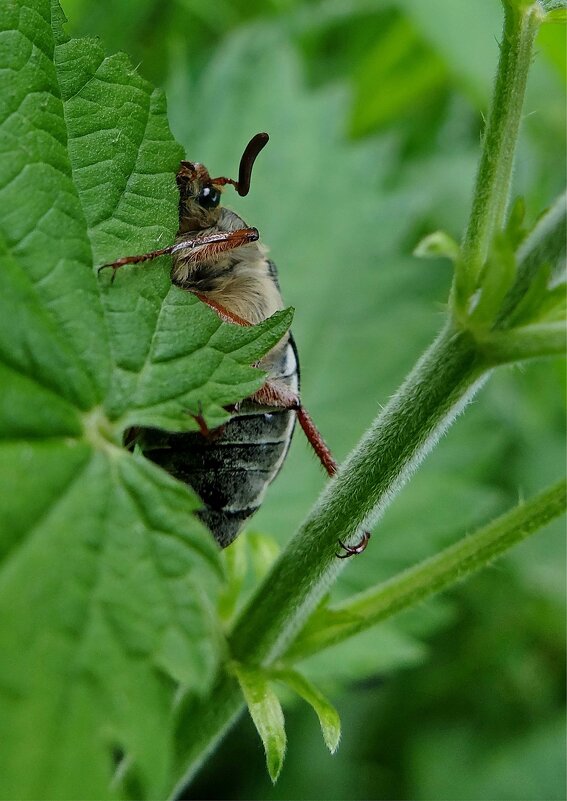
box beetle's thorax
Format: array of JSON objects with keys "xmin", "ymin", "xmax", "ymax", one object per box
[{"xmin": 172, "ymin": 207, "xmax": 284, "ymax": 326}]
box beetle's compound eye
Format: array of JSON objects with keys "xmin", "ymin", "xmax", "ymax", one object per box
[{"xmin": 197, "ymin": 185, "xmax": 221, "ymax": 208}]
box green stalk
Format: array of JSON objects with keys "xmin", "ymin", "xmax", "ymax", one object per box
[
  {"xmin": 286, "ymin": 480, "xmax": 567, "ymax": 661},
  {"xmin": 170, "ymin": 324, "xmax": 486, "ymax": 796},
  {"xmin": 229, "ymin": 327, "xmax": 484, "ymax": 665},
  {"xmin": 456, "ymin": 0, "xmax": 543, "ymax": 304}
]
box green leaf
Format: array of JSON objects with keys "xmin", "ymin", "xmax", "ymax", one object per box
[
  {"xmin": 271, "ymin": 668, "xmax": 341, "ymax": 754},
  {"xmin": 54, "ymin": 4, "xmax": 294, "ymax": 434},
  {"xmin": 413, "ymin": 230, "xmax": 460, "ymax": 262},
  {"xmin": 0, "ymin": 448, "xmax": 223, "ymax": 799},
  {"xmin": 505, "ymin": 196, "xmax": 529, "ymax": 250},
  {"xmin": 247, "ymin": 530, "xmax": 281, "ymax": 579},
  {"xmin": 351, "ymin": 16, "xmax": 447, "ymax": 136},
  {"xmin": 543, "ymin": 7, "xmax": 567, "ymax": 22},
  {"xmin": 468, "ymin": 234, "xmax": 517, "ymax": 327},
  {"xmin": 218, "ymin": 532, "xmax": 249, "ymax": 623},
  {"xmin": 494, "ymin": 193, "xmax": 567, "ymax": 327},
  {"xmin": 394, "ymin": 0, "xmax": 503, "ymax": 103},
  {"xmin": 0, "ymin": 7, "xmax": 107, "ymax": 407},
  {"xmin": 103, "ymin": 294, "xmax": 293, "ymax": 432},
  {"xmin": 504, "ymin": 263, "xmax": 554, "ymax": 326},
  {"xmin": 0, "ymin": 2, "xmax": 292, "ymax": 797},
  {"xmin": 234, "ymin": 664, "xmax": 287, "ymax": 783}
]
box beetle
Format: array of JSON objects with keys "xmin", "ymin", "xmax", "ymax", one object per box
[{"xmin": 100, "ymin": 134, "xmax": 369, "ymax": 557}]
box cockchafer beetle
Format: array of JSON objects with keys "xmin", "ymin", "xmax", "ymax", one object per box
[{"xmin": 100, "ymin": 134, "xmax": 370, "ymax": 556}]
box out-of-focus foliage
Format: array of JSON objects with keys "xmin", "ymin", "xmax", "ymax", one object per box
[{"xmin": 63, "ymin": 1, "xmax": 566, "ymax": 799}]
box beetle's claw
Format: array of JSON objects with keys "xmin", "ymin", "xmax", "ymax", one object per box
[
  {"xmin": 336, "ymin": 531, "xmax": 371, "ymax": 559},
  {"xmin": 97, "ymin": 262, "xmax": 122, "ymax": 284}
]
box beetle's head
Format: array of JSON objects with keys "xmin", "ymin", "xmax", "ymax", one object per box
[
  {"xmin": 177, "ymin": 133, "xmax": 269, "ymax": 234},
  {"xmin": 177, "ymin": 162, "xmax": 222, "ymax": 233}
]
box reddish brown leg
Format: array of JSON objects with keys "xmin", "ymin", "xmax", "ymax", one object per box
[
  {"xmin": 180, "ymin": 228, "xmax": 259, "ymax": 266},
  {"xmin": 250, "ymin": 382, "xmax": 371, "ymax": 558},
  {"xmin": 189, "ymin": 402, "xmax": 210, "ymax": 437},
  {"xmin": 250, "ymin": 384, "xmax": 337, "ymax": 472},
  {"xmin": 186, "ymin": 402, "xmax": 226, "ymax": 440},
  {"xmin": 190, "ymin": 292, "xmax": 253, "ymax": 327},
  {"xmin": 97, "ymin": 227, "xmax": 259, "ymax": 283}
]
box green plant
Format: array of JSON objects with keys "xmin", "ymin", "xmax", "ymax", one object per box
[{"xmin": 0, "ymin": 0, "xmax": 564, "ymax": 799}]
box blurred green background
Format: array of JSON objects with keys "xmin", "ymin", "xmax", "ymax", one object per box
[{"xmin": 62, "ymin": 1, "xmax": 565, "ymax": 798}]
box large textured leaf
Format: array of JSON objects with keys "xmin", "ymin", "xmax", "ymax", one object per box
[{"xmin": 0, "ymin": 2, "xmax": 291, "ymax": 798}]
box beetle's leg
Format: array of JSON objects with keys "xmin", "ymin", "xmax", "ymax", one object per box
[
  {"xmin": 98, "ymin": 244, "xmax": 173, "ymax": 283},
  {"xmin": 185, "ymin": 401, "xmax": 226, "ymax": 440},
  {"xmin": 336, "ymin": 531, "xmax": 372, "ymax": 558},
  {"xmin": 177, "ymin": 228, "xmax": 259, "ymax": 266},
  {"xmin": 250, "ymin": 382, "xmax": 337, "ymax": 473},
  {"xmin": 296, "ymin": 404, "xmax": 371, "ymax": 557},
  {"xmin": 98, "ymin": 228, "xmax": 259, "ymax": 284},
  {"xmin": 249, "ymin": 381, "xmax": 371, "ymax": 558},
  {"xmin": 189, "ymin": 401, "xmax": 210, "ymax": 437},
  {"xmin": 189, "ymin": 291, "xmax": 253, "ymax": 327}
]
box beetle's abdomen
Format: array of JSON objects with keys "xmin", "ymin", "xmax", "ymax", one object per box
[
  {"xmin": 140, "ymin": 408, "xmax": 295, "ymax": 547},
  {"xmin": 139, "ymin": 338, "xmax": 299, "ymax": 548}
]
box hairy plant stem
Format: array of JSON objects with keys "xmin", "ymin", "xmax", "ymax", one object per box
[
  {"xmin": 286, "ymin": 479, "xmax": 567, "ymax": 661},
  {"xmin": 229, "ymin": 327, "xmax": 485, "ymax": 664},
  {"xmin": 456, "ymin": 0, "xmax": 542, "ymax": 304},
  {"xmin": 170, "ymin": 324, "xmax": 487, "ymax": 796}
]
